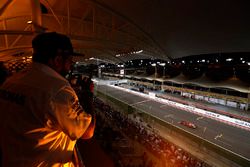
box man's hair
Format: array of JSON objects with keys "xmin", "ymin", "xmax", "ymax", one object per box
[{"xmin": 32, "ymin": 32, "xmax": 74, "ymax": 64}]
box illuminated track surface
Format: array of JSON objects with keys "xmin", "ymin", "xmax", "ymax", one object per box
[{"xmin": 96, "ymin": 85, "xmax": 250, "ymax": 160}]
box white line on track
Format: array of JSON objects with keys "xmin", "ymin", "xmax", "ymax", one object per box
[
  {"xmin": 131, "ymin": 99, "xmax": 151, "ymax": 106},
  {"xmin": 160, "ymin": 104, "xmax": 168, "ymax": 108},
  {"xmin": 164, "ymin": 114, "xmax": 173, "ymax": 118},
  {"xmin": 197, "ymin": 116, "xmax": 204, "ymax": 120}
]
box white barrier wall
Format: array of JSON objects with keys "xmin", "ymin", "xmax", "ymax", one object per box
[
  {"xmin": 195, "ymin": 94, "xmax": 204, "ymax": 100},
  {"xmin": 108, "ymin": 84, "xmax": 250, "ymax": 131},
  {"xmin": 227, "ymin": 101, "xmax": 237, "ymax": 108},
  {"xmin": 218, "ymin": 99, "xmax": 226, "ymax": 105},
  {"xmin": 209, "ymin": 97, "xmax": 218, "ymax": 104}
]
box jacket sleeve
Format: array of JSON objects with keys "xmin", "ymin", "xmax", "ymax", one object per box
[{"xmin": 50, "ymin": 86, "xmax": 92, "ymax": 140}]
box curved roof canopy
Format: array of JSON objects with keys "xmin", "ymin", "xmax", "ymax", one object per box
[{"xmin": 1, "ymin": 0, "xmax": 250, "ymax": 64}]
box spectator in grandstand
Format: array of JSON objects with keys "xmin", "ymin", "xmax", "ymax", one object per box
[
  {"xmin": 0, "ymin": 32, "xmax": 95, "ymax": 167},
  {"xmin": 0, "ymin": 62, "xmax": 8, "ymax": 85}
]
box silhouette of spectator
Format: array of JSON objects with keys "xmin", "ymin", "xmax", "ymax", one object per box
[
  {"xmin": 0, "ymin": 62, "xmax": 8, "ymax": 85},
  {"xmin": 0, "ymin": 32, "xmax": 95, "ymax": 166}
]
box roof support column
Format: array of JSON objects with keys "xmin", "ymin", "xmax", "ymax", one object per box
[
  {"xmin": 0, "ymin": 0, "xmax": 13, "ymax": 15},
  {"xmin": 3, "ymin": 19, "xmax": 8, "ymax": 48},
  {"xmin": 30, "ymin": 0, "xmax": 42, "ymax": 32}
]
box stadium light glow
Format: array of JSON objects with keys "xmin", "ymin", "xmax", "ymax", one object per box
[
  {"xmin": 159, "ymin": 63, "xmax": 166, "ymax": 66},
  {"xmin": 115, "ymin": 49, "xmax": 143, "ymax": 57}
]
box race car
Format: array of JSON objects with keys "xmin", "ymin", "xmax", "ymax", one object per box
[{"xmin": 178, "ymin": 120, "xmax": 197, "ymax": 129}]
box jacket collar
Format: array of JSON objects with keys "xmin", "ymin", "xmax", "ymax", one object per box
[{"xmin": 32, "ymin": 62, "xmax": 68, "ymax": 82}]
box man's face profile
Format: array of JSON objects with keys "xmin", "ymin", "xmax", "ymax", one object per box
[
  {"xmin": 53, "ymin": 50, "xmax": 73, "ymax": 77},
  {"xmin": 61, "ymin": 55, "xmax": 73, "ymax": 77}
]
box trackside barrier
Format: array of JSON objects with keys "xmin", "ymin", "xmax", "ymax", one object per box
[{"xmin": 108, "ymin": 85, "xmax": 250, "ymax": 131}]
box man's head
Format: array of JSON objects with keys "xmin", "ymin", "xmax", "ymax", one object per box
[{"xmin": 32, "ymin": 32, "xmax": 75, "ymax": 77}]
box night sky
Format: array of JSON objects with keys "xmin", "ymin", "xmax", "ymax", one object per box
[{"xmin": 101, "ymin": 0, "xmax": 250, "ymax": 58}]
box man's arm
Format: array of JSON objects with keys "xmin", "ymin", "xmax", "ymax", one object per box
[
  {"xmin": 50, "ymin": 86, "xmax": 92, "ymax": 140},
  {"xmin": 81, "ymin": 113, "xmax": 95, "ymax": 139},
  {"xmin": 81, "ymin": 92, "xmax": 96, "ymax": 139}
]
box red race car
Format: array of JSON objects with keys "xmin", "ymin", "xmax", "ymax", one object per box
[{"xmin": 178, "ymin": 120, "xmax": 197, "ymax": 129}]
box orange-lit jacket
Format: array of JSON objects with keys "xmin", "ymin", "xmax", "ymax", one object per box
[{"xmin": 0, "ymin": 62, "xmax": 91, "ymax": 167}]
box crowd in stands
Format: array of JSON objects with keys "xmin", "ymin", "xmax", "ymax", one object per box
[{"xmin": 93, "ymin": 97, "xmax": 209, "ymax": 167}]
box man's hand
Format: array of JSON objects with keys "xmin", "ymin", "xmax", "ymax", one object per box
[{"xmin": 81, "ymin": 113, "xmax": 96, "ymax": 139}]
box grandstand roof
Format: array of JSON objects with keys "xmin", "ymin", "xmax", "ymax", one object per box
[{"xmin": 1, "ymin": 0, "xmax": 250, "ymax": 63}]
